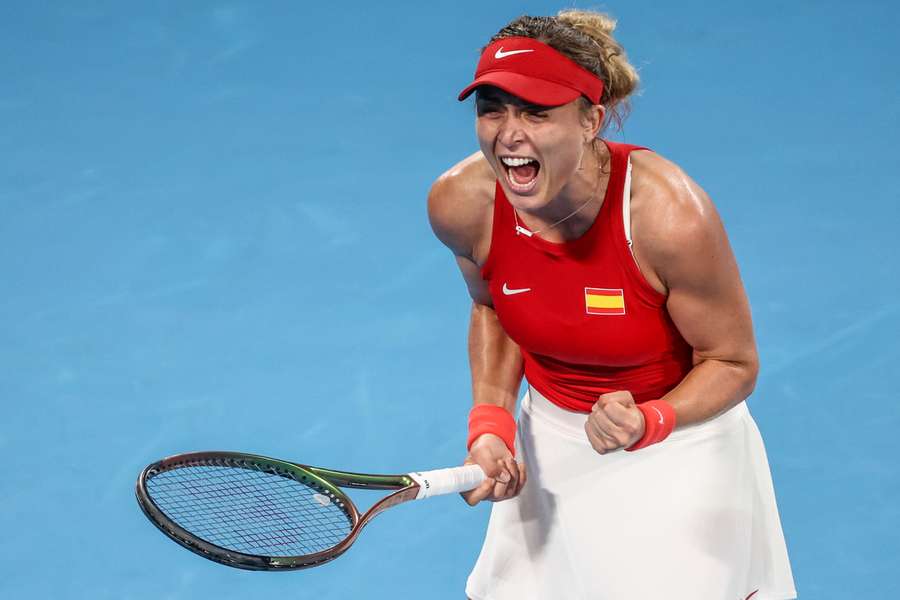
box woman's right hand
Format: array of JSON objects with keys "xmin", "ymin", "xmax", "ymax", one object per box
[{"xmin": 461, "ymin": 433, "xmax": 527, "ymax": 505}]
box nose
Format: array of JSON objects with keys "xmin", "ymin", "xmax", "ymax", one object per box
[{"xmin": 496, "ymin": 113, "xmax": 525, "ymax": 149}]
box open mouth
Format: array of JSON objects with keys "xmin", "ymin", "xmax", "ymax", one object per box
[{"xmin": 499, "ymin": 156, "xmax": 541, "ymax": 194}]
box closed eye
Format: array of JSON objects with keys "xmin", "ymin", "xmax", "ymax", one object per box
[
  {"xmin": 523, "ymin": 103, "xmax": 553, "ymax": 119},
  {"xmin": 476, "ymin": 101, "xmax": 503, "ymax": 116}
]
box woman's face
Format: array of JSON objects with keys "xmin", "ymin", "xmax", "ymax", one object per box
[{"xmin": 475, "ymin": 87, "xmax": 593, "ymax": 212}]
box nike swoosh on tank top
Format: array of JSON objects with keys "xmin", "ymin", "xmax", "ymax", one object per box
[{"xmin": 480, "ymin": 140, "xmax": 693, "ymax": 412}]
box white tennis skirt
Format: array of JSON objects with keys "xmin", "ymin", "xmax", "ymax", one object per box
[{"xmin": 466, "ymin": 386, "xmax": 797, "ymax": 600}]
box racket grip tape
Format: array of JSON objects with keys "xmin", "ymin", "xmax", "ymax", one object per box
[{"xmin": 408, "ymin": 464, "xmax": 486, "ymax": 499}]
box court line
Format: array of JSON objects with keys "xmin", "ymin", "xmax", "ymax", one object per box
[{"xmin": 763, "ymin": 304, "xmax": 898, "ymax": 378}]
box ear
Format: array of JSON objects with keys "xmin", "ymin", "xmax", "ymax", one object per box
[{"xmin": 584, "ymin": 104, "xmax": 606, "ymax": 142}]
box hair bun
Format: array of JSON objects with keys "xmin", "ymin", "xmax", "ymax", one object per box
[
  {"xmin": 556, "ymin": 9, "xmax": 618, "ymax": 38},
  {"xmin": 556, "ymin": 9, "xmax": 639, "ymax": 130}
]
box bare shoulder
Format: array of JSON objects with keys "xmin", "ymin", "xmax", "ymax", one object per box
[
  {"xmin": 427, "ymin": 151, "xmax": 496, "ymax": 261},
  {"xmin": 629, "ymin": 149, "xmax": 726, "ymax": 269}
]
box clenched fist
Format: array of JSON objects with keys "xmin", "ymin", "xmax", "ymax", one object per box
[
  {"xmin": 584, "ymin": 390, "xmax": 645, "ymax": 454},
  {"xmin": 461, "ymin": 433, "xmax": 526, "ymax": 506}
]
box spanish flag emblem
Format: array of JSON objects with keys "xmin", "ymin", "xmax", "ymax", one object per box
[{"xmin": 584, "ymin": 288, "xmax": 626, "ymax": 315}]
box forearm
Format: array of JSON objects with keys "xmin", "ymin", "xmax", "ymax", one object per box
[
  {"xmin": 661, "ymin": 356, "xmax": 758, "ymax": 428},
  {"xmin": 468, "ymin": 302, "xmax": 524, "ymax": 413}
]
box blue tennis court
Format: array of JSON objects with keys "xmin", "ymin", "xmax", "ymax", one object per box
[{"xmin": 2, "ymin": 1, "xmax": 897, "ymax": 597}]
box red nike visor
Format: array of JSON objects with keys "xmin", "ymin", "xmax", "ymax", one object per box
[{"xmin": 458, "ymin": 37, "xmax": 605, "ymax": 106}]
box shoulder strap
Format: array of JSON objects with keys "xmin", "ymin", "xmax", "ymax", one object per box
[
  {"xmin": 623, "ymin": 156, "xmax": 634, "ymax": 248},
  {"xmin": 602, "ymin": 140, "xmax": 651, "ymax": 253}
]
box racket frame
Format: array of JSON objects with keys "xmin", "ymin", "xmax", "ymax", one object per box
[{"xmin": 136, "ymin": 451, "xmax": 421, "ymax": 571}]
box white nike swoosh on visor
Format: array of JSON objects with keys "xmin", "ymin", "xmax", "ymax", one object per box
[
  {"xmin": 494, "ymin": 48, "xmax": 535, "ymax": 59},
  {"xmin": 502, "ymin": 283, "xmax": 532, "ymax": 295},
  {"xmin": 651, "ymin": 407, "xmax": 664, "ymax": 424}
]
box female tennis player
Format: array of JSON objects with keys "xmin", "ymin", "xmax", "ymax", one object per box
[{"xmin": 428, "ymin": 10, "xmax": 797, "ymax": 600}]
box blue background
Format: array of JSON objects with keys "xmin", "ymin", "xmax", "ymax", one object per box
[{"xmin": 2, "ymin": 1, "xmax": 898, "ymax": 597}]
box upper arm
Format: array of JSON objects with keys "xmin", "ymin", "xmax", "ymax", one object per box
[
  {"xmin": 427, "ymin": 153, "xmax": 495, "ymax": 306},
  {"xmin": 634, "ymin": 153, "xmax": 758, "ymax": 371}
]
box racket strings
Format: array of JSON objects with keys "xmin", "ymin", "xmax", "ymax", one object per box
[{"xmin": 146, "ymin": 465, "xmax": 353, "ymax": 557}]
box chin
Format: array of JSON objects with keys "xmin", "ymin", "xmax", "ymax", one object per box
[{"xmin": 502, "ymin": 182, "xmax": 551, "ymax": 213}]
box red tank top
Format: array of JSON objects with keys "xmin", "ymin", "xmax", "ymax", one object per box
[{"xmin": 481, "ymin": 140, "xmax": 693, "ymax": 412}]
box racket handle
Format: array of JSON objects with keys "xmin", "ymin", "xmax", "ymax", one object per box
[{"xmin": 408, "ymin": 464, "xmax": 486, "ymax": 499}]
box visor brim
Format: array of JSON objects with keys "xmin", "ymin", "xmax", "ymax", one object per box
[{"xmin": 457, "ymin": 72, "xmax": 583, "ymax": 107}]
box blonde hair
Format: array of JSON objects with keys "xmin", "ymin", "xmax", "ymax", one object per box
[{"xmin": 486, "ymin": 10, "xmax": 640, "ymax": 132}]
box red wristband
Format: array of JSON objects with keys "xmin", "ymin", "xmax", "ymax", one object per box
[
  {"xmin": 467, "ymin": 404, "xmax": 517, "ymax": 457},
  {"xmin": 625, "ymin": 400, "xmax": 676, "ymax": 452}
]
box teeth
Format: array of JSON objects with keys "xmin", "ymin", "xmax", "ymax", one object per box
[{"xmin": 500, "ymin": 156, "xmax": 536, "ymax": 167}]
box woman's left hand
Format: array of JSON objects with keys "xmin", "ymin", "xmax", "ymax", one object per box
[{"xmin": 584, "ymin": 391, "xmax": 645, "ymax": 454}]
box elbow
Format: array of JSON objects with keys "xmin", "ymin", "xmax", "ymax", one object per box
[
  {"xmin": 741, "ymin": 353, "xmax": 760, "ymax": 399},
  {"xmin": 712, "ymin": 352, "xmax": 759, "ymax": 401}
]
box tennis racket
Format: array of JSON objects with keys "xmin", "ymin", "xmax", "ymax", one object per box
[{"xmin": 135, "ymin": 451, "xmax": 485, "ymax": 570}]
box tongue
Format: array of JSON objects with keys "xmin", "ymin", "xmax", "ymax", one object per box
[{"xmin": 510, "ymin": 163, "xmax": 538, "ymax": 184}]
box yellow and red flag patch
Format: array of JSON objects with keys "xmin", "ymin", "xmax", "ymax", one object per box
[{"xmin": 584, "ymin": 288, "xmax": 626, "ymax": 315}]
